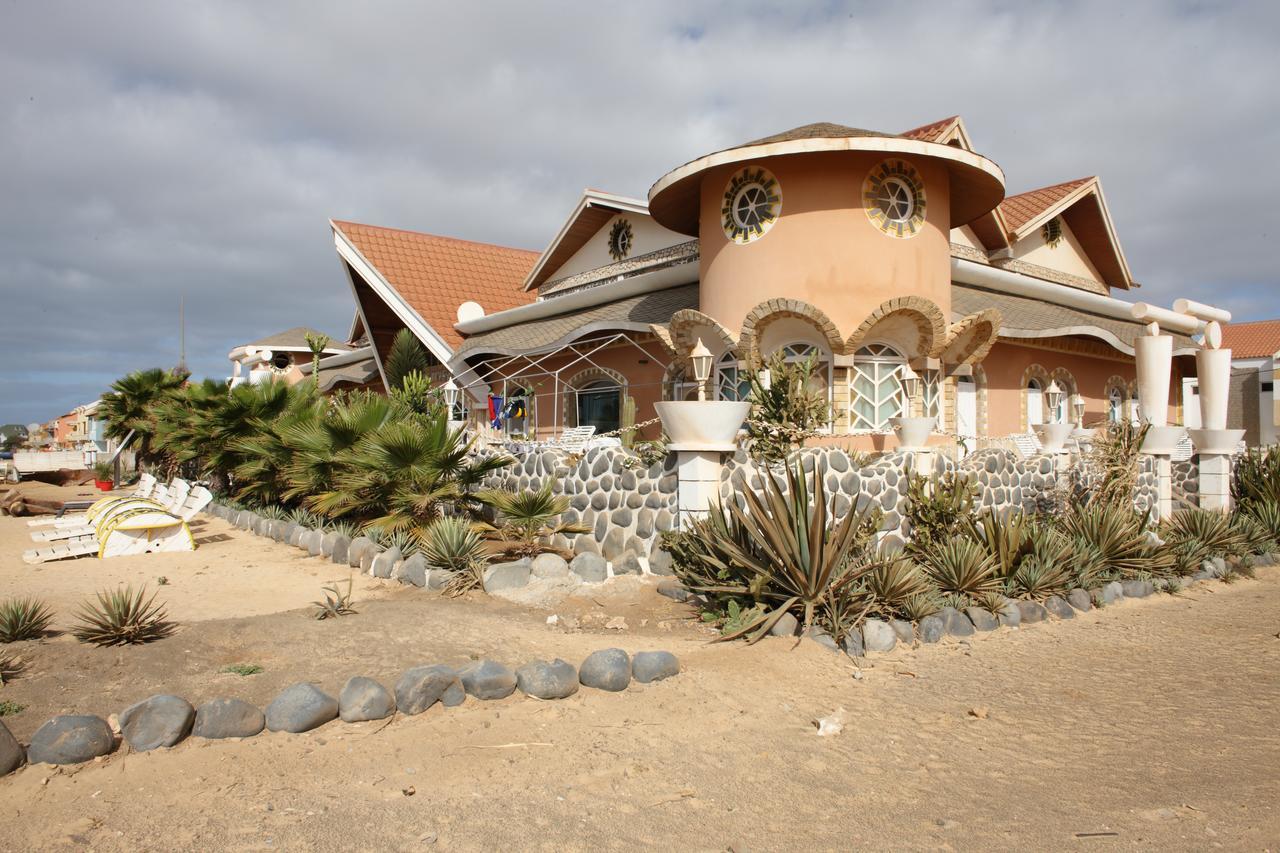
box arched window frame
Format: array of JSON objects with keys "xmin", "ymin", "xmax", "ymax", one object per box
[
  {"xmin": 1108, "ymin": 387, "xmax": 1124, "ymax": 424},
  {"xmin": 1026, "ymin": 378, "xmax": 1044, "ymax": 430},
  {"xmin": 575, "ymin": 378, "xmax": 622, "ymax": 434},
  {"xmin": 849, "ymin": 342, "xmax": 907, "ymax": 432}
]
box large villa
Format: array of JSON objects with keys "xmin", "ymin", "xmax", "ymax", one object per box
[{"xmin": 328, "ymin": 116, "xmax": 1202, "ymax": 450}]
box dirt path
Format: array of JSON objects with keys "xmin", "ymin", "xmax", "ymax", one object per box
[{"xmin": 2, "ymin": 552, "xmax": 1277, "ymax": 850}]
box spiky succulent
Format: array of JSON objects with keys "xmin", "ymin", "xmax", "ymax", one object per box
[
  {"xmin": 0, "ymin": 596, "xmax": 54, "ymax": 643},
  {"xmin": 71, "ymin": 585, "xmax": 175, "ymax": 646}
]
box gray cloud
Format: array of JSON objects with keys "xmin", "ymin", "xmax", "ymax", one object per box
[{"xmin": 2, "ymin": 0, "xmax": 1277, "ymax": 425}]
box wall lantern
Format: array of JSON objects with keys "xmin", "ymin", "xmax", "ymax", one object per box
[
  {"xmin": 899, "ymin": 364, "xmax": 920, "ymax": 404},
  {"xmin": 1045, "ymin": 380, "xmax": 1064, "ymax": 423},
  {"xmin": 443, "ymin": 379, "xmax": 460, "ymax": 417},
  {"xmin": 690, "ymin": 339, "xmax": 713, "ymax": 402},
  {"xmin": 1070, "ymin": 393, "xmax": 1086, "ymax": 427}
]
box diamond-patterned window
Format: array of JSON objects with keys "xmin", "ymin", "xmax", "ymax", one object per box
[
  {"xmin": 716, "ymin": 352, "xmax": 750, "ymax": 401},
  {"xmin": 921, "ymin": 368, "xmax": 942, "ymax": 428},
  {"xmin": 850, "ymin": 343, "xmax": 906, "ymax": 431}
]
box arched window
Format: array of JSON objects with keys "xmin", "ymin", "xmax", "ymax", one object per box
[
  {"xmin": 1026, "ymin": 379, "xmax": 1044, "ymax": 430},
  {"xmin": 1108, "ymin": 387, "xmax": 1124, "ymax": 423},
  {"xmin": 778, "ymin": 342, "xmax": 830, "ymax": 394},
  {"xmin": 850, "ymin": 343, "xmax": 906, "ymax": 431},
  {"xmin": 576, "ymin": 380, "xmax": 621, "ymax": 434},
  {"xmin": 716, "ymin": 352, "xmax": 750, "ymax": 401}
]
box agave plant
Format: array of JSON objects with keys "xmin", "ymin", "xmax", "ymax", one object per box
[
  {"xmin": 1005, "ymin": 554, "xmax": 1073, "ymax": 599},
  {"xmin": 1161, "ymin": 508, "xmax": 1249, "ymax": 574},
  {"xmin": 1059, "ymin": 503, "xmax": 1176, "ymax": 580},
  {"xmin": 917, "ymin": 538, "xmax": 1000, "ymax": 600},
  {"xmin": 967, "ymin": 510, "xmax": 1031, "ymax": 579},
  {"xmin": 0, "ymin": 653, "xmax": 23, "ymax": 685},
  {"xmin": 1231, "ymin": 513, "xmax": 1278, "ymax": 556},
  {"xmin": 1233, "ymin": 446, "xmax": 1280, "ymax": 508},
  {"xmin": 312, "ymin": 578, "xmax": 357, "ymax": 620},
  {"xmin": 0, "ymin": 597, "xmax": 54, "ymax": 643},
  {"xmin": 675, "ymin": 459, "xmax": 880, "ymax": 641},
  {"xmin": 475, "ymin": 484, "xmax": 589, "ymax": 558},
  {"xmin": 1242, "ymin": 500, "xmax": 1280, "ymax": 541},
  {"xmin": 864, "ymin": 556, "xmax": 934, "ymax": 616},
  {"xmin": 423, "ymin": 516, "xmax": 488, "ymax": 596},
  {"xmin": 71, "ymin": 585, "xmax": 175, "ymax": 646},
  {"xmin": 898, "ymin": 592, "xmax": 942, "ymax": 621}
]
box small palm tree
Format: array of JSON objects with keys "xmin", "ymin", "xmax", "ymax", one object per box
[
  {"xmin": 280, "ymin": 390, "xmax": 392, "ymax": 504},
  {"xmin": 304, "ymin": 332, "xmax": 331, "ymax": 393},
  {"xmin": 99, "ymin": 368, "xmax": 188, "ymax": 469},
  {"xmin": 475, "ymin": 484, "xmax": 589, "ymax": 558}
]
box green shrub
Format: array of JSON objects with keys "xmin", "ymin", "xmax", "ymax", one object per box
[
  {"xmin": 0, "ymin": 597, "xmax": 54, "ymax": 643},
  {"xmin": 745, "ymin": 349, "xmax": 831, "ymax": 463},
  {"xmin": 475, "ymin": 484, "xmax": 588, "ymax": 559},
  {"xmin": 905, "ymin": 471, "xmax": 977, "ymax": 554},
  {"xmin": 1233, "ymin": 446, "xmax": 1280, "ymax": 508},
  {"xmin": 71, "ymin": 585, "xmax": 175, "ymax": 646},
  {"xmin": 220, "ymin": 663, "xmax": 263, "ymax": 676},
  {"xmin": 0, "ymin": 698, "xmax": 26, "ymax": 716}
]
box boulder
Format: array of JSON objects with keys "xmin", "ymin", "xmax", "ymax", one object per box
[
  {"xmin": 330, "ymin": 534, "xmax": 351, "ymax": 565},
  {"xmin": 0, "ymin": 720, "xmax": 24, "ymax": 776},
  {"xmin": 861, "ymin": 618, "xmax": 897, "ymax": 653},
  {"xmin": 395, "ymin": 553, "xmax": 428, "ymax": 587},
  {"xmin": 289, "ymin": 526, "xmax": 307, "ymax": 547},
  {"xmin": 1017, "ymin": 600, "xmax": 1049, "ymax": 624},
  {"xmin": 1121, "ymin": 579, "xmax": 1154, "ymax": 598},
  {"xmin": 483, "ymin": 559, "xmax": 531, "ymax": 592},
  {"xmin": 890, "ymin": 619, "xmax": 915, "ymax": 643},
  {"xmin": 917, "ymin": 614, "xmax": 945, "ymax": 644},
  {"xmin": 459, "ymin": 660, "xmax": 518, "ymax": 700},
  {"xmin": 940, "ymin": 607, "xmax": 975, "ymax": 637},
  {"xmin": 192, "ymin": 698, "xmax": 265, "ymax": 739},
  {"xmin": 631, "ymin": 651, "xmax": 679, "ymax": 683},
  {"xmin": 770, "ymin": 612, "xmax": 799, "ymax": 637},
  {"xmin": 570, "ymin": 553, "xmax": 608, "ymax": 583},
  {"xmin": 515, "ymin": 659, "xmax": 579, "ymax": 699},
  {"xmin": 338, "ymin": 677, "xmax": 395, "ymax": 722},
  {"xmin": 1067, "ymin": 588, "xmax": 1093, "ymax": 612},
  {"xmin": 320, "ymin": 532, "xmax": 339, "ymax": 557},
  {"xmin": 395, "ymin": 665, "xmax": 464, "ymax": 714},
  {"xmin": 804, "ymin": 629, "xmax": 840, "ymax": 653},
  {"xmin": 842, "ymin": 630, "xmax": 864, "ymax": 658},
  {"xmin": 371, "ymin": 546, "xmax": 402, "ymax": 579},
  {"xmin": 304, "ymin": 529, "xmax": 325, "ymax": 557},
  {"xmin": 579, "ymin": 648, "xmax": 631, "ymax": 692},
  {"xmin": 360, "ymin": 548, "xmax": 379, "ymax": 574},
  {"xmin": 265, "ymin": 683, "xmax": 338, "ymax": 733},
  {"xmin": 426, "ymin": 569, "xmax": 454, "ymax": 591},
  {"xmin": 1096, "ymin": 581, "xmax": 1124, "ymax": 605},
  {"xmin": 27, "ymin": 715, "xmax": 115, "ymax": 765},
  {"xmin": 1044, "ymin": 595, "xmax": 1075, "ymax": 619},
  {"xmin": 119, "ymin": 694, "xmax": 195, "ymax": 752},
  {"xmin": 965, "ymin": 607, "xmax": 999, "ymax": 631},
  {"xmin": 531, "ymin": 553, "xmax": 570, "ymax": 579},
  {"xmin": 347, "ymin": 536, "xmax": 374, "ymax": 568},
  {"xmin": 997, "ymin": 599, "xmax": 1022, "ymax": 627},
  {"xmin": 656, "ymin": 579, "xmax": 691, "ymax": 602},
  {"xmin": 612, "ymin": 550, "xmax": 643, "ymax": 575},
  {"xmin": 648, "ymin": 546, "xmax": 674, "ymax": 576}
]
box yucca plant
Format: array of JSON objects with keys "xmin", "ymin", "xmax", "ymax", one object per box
[
  {"xmin": 1080, "ymin": 420, "xmax": 1150, "ymax": 508},
  {"xmin": 1233, "ymin": 446, "xmax": 1280, "ymax": 508},
  {"xmin": 1006, "ymin": 554, "xmax": 1073, "ymax": 599},
  {"xmin": 1059, "ymin": 503, "xmax": 1176, "ymax": 580},
  {"xmin": 312, "ymin": 578, "xmax": 357, "ymax": 620},
  {"xmin": 974, "ymin": 590, "xmax": 1008, "ymax": 617},
  {"xmin": 71, "ymin": 585, "xmax": 175, "ymax": 646},
  {"xmin": 967, "ymin": 510, "xmax": 1031, "ymax": 579},
  {"xmin": 898, "ymin": 592, "xmax": 942, "ymax": 621},
  {"xmin": 1231, "ymin": 513, "xmax": 1277, "ymax": 556},
  {"xmin": 1240, "ymin": 500, "xmax": 1280, "ymax": 545},
  {"xmin": 917, "ymin": 538, "xmax": 1000, "ymax": 600},
  {"xmin": 288, "ymin": 507, "xmax": 322, "ymax": 528},
  {"xmin": 675, "ymin": 460, "xmax": 880, "ymax": 641},
  {"xmin": 0, "ymin": 653, "xmax": 23, "ymax": 685},
  {"xmin": 423, "ymin": 517, "xmax": 489, "ymax": 596},
  {"xmin": 863, "ymin": 556, "xmax": 934, "ymax": 616},
  {"xmin": 0, "ymin": 597, "xmax": 54, "ymax": 643},
  {"xmin": 475, "ymin": 484, "xmax": 589, "ymax": 558},
  {"xmin": 1161, "ymin": 508, "xmax": 1248, "ymax": 575}
]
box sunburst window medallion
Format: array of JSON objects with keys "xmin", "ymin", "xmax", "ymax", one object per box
[
  {"xmin": 722, "ymin": 166, "xmax": 782, "ymax": 244},
  {"xmin": 863, "ymin": 159, "xmax": 927, "ymax": 238},
  {"xmin": 608, "ymin": 219, "xmax": 633, "ymax": 261}
]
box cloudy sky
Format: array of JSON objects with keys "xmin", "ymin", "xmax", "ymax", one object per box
[{"xmin": 2, "ymin": 1, "xmax": 1278, "ymax": 426}]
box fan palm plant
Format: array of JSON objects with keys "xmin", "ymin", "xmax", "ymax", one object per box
[
  {"xmin": 281, "ymin": 391, "xmax": 391, "ymax": 503},
  {"xmin": 99, "ymin": 368, "xmax": 188, "ymax": 468},
  {"xmin": 475, "ymin": 484, "xmax": 589, "ymax": 558},
  {"xmin": 231, "ymin": 384, "xmax": 321, "ymax": 507}
]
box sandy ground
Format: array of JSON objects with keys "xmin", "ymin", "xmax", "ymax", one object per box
[{"xmin": 1, "ymin": 499, "xmax": 1279, "ymax": 850}]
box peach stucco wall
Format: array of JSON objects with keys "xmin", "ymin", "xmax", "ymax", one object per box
[{"xmin": 698, "ymin": 150, "xmax": 952, "ymax": 339}]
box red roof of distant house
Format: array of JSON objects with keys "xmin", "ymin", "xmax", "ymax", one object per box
[
  {"xmin": 1221, "ymin": 319, "xmax": 1280, "ymax": 359},
  {"xmin": 332, "ymin": 220, "xmax": 538, "ymax": 349},
  {"xmin": 999, "ymin": 178, "xmax": 1093, "ymax": 233}
]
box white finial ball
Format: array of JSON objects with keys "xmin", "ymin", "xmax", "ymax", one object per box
[{"xmin": 457, "ymin": 301, "xmax": 485, "ymax": 323}]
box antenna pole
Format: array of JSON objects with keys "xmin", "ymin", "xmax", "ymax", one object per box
[{"xmin": 179, "ymin": 295, "xmax": 187, "ymax": 374}]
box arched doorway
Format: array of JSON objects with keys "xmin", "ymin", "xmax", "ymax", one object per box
[{"xmin": 576, "ymin": 380, "xmax": 621, "ymax": 434}]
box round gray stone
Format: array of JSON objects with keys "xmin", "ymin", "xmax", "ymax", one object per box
[
  {"xmin": 347, "ymin": 536, "xmax": 374, "ymax": 568},
  {"xmin": 612, "ymin": 550, "xmax": 643, "ymax": 575},
  {"xmin": 656, "ymin": 579, "xmax": 691, "ymax": 602},
  {"xmin": 119, "ymin": 694, "xmax": 195, "ymax": 752},
  {"xmin": 632, "ymin": 651, "xmax": 679, "ymax": 683},
  {"xmin": 770, "ymin": 611, "xmax": 799, "ymax": 636},
  {"xmin": 484, "ymin": 559, "xmax": 531, "ymax": 591},
  {"xmin": 320, "ymin": 531, "xmax": 339, "ymax": 557},
  {"xmin": 192, "ymin": 698, "xmax": 265, "ymax": 739},
  {"xmin": 339, "ymin": 676, "xmax": 395, "ymax": 722},
  {"xmin": 804, "ymin": 629, "xmax": 840, "ymax": 652},
  {"xmin": 0, "ymin": 720, "xmax": 24, "ymax": 776},
  {"xmin": 940, "ymin": 607, "xmax": 975, "ymax": 637},
  {"xmin": 917, "ymin": 614, "xmax": 945, "ymax": 644},
  {"xmin": 395, "ymin": 553, "xmax": 428, "ymax": 587},
  {"xmin": 965, "ymin": 607, "xmax": 999, "ymax": 631},
  {"xmin": 1067, "ymin": 588, "xmax": 1093, "ymax": 612},
  {"xmin": 371, "ymin": 546, "xmax": 401, "ymax": 579},
  {"xmin": 27, "ymin": 715, "xmax": 114, "ymax": 765},
  {"xmin": 303, "ymin": 529, "xmax": 325, "ymax": 556},
  {"xmin": 395, "ymin": 665, "xmax": 464, "ymax": 714},
  {"xmin": 1098, "ymin": 580, "xmax": 1124, "ymax": 604},
  {"xmin": 531, "ymin": 553, "xmax": 569, "ymax": 579},
  {"xmin": 648, "ymin": 544, "xmax": 674, "ymax": 576},
  {"xmin": 265, "ymin": 683, "xmax": 338, "ymax": 733},
  {"xmin": 1017, "ymin": 600, "xmax": 1049, "ymax": 623},
  {"xmin": 861, "ymin": 618, "xmax": 897, "ymax": 652},
  {"xmin": 842, "ymin": 630, "xmax": 865, "ymax": 658},
  {"xmin": 890, "ymin": 619, "xmax": 915, "ymax": 643},
  {"xmin": 1121, "ymin": 579, "xmax": 1154, "ymax": 598},
  {"xmin": 516, "ymin": 659, "xmax": 579, "ymax": 699},
  {"xmin": 459, "ymin": 660, "xmax": 517, "ymax": 700},
  {"xmin": 330, "ymin": 534, "xmax": 351, "ymax": 565},
  {"xmin": 1044, "ymin": 595, "xmax": 1075, "ymax": 619},
  {"xmin": 579, "ymin": 648, "xmax": 631, "ymax": 692},
  {"xmin": 570, "ymin": 552, "xmax": 608, "ymax": 583}
]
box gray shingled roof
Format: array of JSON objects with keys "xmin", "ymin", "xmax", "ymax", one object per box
[
  {"xmin": 953, "ymin": 285, "xmax": 1197, "ymax": 355},
  {"xmin": 455, "ymin": 284, "xmax": 700, "ymax": 358},
  {"xmin": 246, "ymin": 327, "xmax": 351, "ymax": 352}
]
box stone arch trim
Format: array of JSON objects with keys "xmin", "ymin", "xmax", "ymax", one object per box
[
  {"xmin": 562, "ymin": 366, "xmax": 628, "ymax": 429},
  {"xmin": 1102, "ymin": 374, "xmax": 1128, "ymax": 424},
  {"xmin": 1019, "ymin": 363, "xmax": 1051, "ymax": 433},
  {"xmin": 669, "ymin": 309, "xmax": 737, "ymax": 366},
  {"xmin": 940, "ymin": 308, "xmax": 1002, "ymax": 365},
  {"xmin": 738, "ymin": 299, "xmax": 844, "ymax": 366},
  {"xmin": 1050, "ymin": 366, "xmax": 1077, "ymax": 397},
  {"xmin": 844, "ymin": 296, "xmax": 948, "ymax": 359}
]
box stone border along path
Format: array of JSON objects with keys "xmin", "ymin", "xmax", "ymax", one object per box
[
  {"xmin": 657, "ymin": 554, "xmax": 1280, "ymax": 658},
  {"xmin": 200, "ymin": 502, "xmax": 674, "ymax": 588},
  {"xmin": 0, "ymin": 649, "xmax": 681, "ymax": 776}
]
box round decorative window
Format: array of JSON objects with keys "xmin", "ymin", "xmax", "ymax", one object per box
[
  {"xmin": 271, "ymin": 353, "xmax": 293, "ymax": 372},
  {"xmin": 1042, "ymin": 216, "xmax": 1063, "ymax": 248},
  {"xmin": 863, "ymin": 160, "xmax": 927, "ymax": 238},
  {"xmin": 722, "ymin": 166, "xmax": 782, "ymax": 244},
  {"xmin": 608, "ymin": 219, "xmax": 633, "ymax": 261}
]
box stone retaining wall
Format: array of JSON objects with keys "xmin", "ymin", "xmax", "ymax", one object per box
[{"xmin": 1173, "ymin": 458, "xmax": 1200, "ymax": 508}]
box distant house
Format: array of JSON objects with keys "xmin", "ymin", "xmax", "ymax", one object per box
[
  {"xmin": 227, "ymin": 327, "xmax": 351, "ymax": 387},
  {"xmin": 1183, "ymin": 319, "xmax": 1279, "ymax": 446}
]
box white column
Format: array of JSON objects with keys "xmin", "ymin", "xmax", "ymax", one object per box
[
  {"xmin": 675, "ymin": 450, "xmax": 725, "ymax": 529},
  {"xmin": 1198, "ymin": 453, "xmax": 1232, "ymax": 512},
  {"xmin": 1134, "ymin": 327, "xmax": 1182, "ymax": 521}
]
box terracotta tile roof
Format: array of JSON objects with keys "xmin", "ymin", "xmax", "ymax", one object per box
[
  {"xmin": 899, "ymin": 116, "xmax": 959, "ymax": 142},
  {"xmin": 1221, "ymin": 319, "xmax": 1280, "ymax": 359},
  {"xmin": 999, "ymin": 177, "xmax": 1092, "ymax": 233},
  {"xmin": 333, "ymin": 220, "xmax": 539, "ymax": 350}
]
